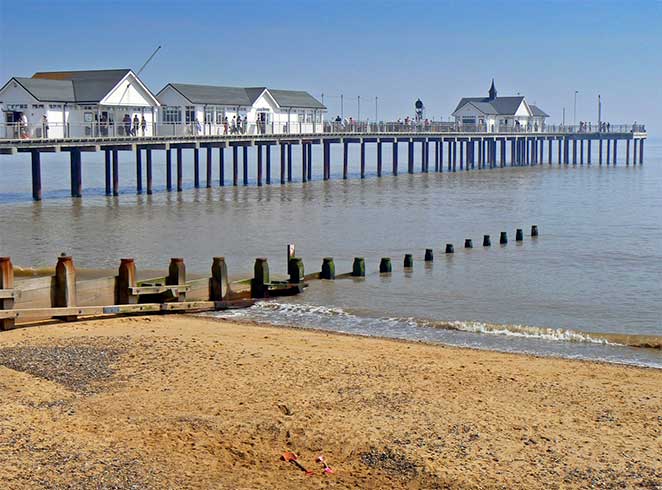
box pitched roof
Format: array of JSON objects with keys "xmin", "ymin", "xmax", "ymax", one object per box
[
  {"xmin": 10, "ymin": 77, "xmax": 75, "ymax": 102},
  {"xmin": 267, "ymin": 89, "xmax": 325, "ymax": 109},
  {"xmin": 159, "ymin": 84, "xmax": 326, "ymax": 109},
  {"xmin": 454, "ymin": 96, "xmax": 526, "ymax": 116},
  {"xmin": 165, "ymin": 83, "xmax": 254, "ymax": 106},
  {"xmin": 529, "ymin": 104, "xmax": 549, "ymax": 117},
  {"xmin": 32, "ymin": 69, "xmax": 131, "ymax": 103}
]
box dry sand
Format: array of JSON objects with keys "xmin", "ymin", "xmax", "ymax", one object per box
[{"xmin": 0, "ymin": 314, "xmax": 660, "ymax": 489}]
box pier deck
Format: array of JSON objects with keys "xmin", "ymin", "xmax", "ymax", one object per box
[{"xmin": 0, "ymin": 129, "xmax": 648, "ymax": 201}]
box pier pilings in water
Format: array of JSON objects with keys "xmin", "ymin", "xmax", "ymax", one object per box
[{"xmin": 3, "ymin": 131, "xmax": 646, "ymax": 201}]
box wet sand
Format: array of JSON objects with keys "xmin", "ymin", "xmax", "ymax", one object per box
[{"xmin": 0, "ymin": 315, "xmax": 660, "ymax": 489}]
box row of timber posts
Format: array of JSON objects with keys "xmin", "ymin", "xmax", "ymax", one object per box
[
  {"xmin": 0, "ymin": 254, "xmax": 234, "ymax": 329},
  {"xmin": 21, "ymin": 135, "xmax": 645, "ymax": 201}
]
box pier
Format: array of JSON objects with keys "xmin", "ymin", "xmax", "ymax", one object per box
[{"xmin": 0, "ymin": 124, "xmax": 648, "ymax": 201}]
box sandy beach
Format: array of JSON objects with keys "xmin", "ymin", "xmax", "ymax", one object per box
[{"xmin": 0, "ymin": 314, "xmax": 660, "ymax": 489}]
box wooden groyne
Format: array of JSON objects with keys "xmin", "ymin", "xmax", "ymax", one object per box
[{"xmin": 0, "ymin": 129, "xmax": 647, "ymax": 201}]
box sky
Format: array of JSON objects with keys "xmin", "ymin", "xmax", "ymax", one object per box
[{"xmin": 1, "ymin": 0, "xmax": 661, "ymax": 134}]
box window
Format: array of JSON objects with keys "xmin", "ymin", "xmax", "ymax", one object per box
[
  {"xmin": 316, "ymin": 112, "xmax": 322, "ymax": 123},
  {"xmin": 216, "ymin": 107, "xmax": 224, "ymax": 124},
  {"xmin": 162, "ymin": 106, "xmax": 182, "ymax": 123},
  {"xmin": 49, "ymin": 104, "xmax": 62, "ymax": 109},
  {"xmin": 298, "ymin": 110, "xmax": 305, "ymax": 122},
  {"xmin": 8, "ymin": 104, "xmax": 27, "ymax": 109},
  {"xmin": 32, "ymin": 104, "xmax": 44, "ymax": 109},
  {"xmin": 185, "ymin": 106, "xmax": 196, "ymax": 123},
  {"xmin": 204, "ymin": 107, "xmax": 214, "ymax": 124},
  {"xmin": 462, "ymin": 117, "xmax": 476, "ymax": 125}
]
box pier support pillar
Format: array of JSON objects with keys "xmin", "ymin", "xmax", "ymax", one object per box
[
  {"xmin": 633, "ymin": 139, "xmax": 637, "ymax": 164},
  {"xmin": 232, "ymin": 145, "xmax": 238, "ymax": 186},
  {"xmin": 135, "ymin": 148, "xmax": 143, "ymax": 193},
  {"xmin": 166, "ymin": 149, "xmax": 172, "ymax": 191},
  {"xmin": 280, "ymin": 144, "xmax": 286, "ymax": 184},
  {"xmin": 599, "ymin": 139, "xmax": 603, "ymax": 165},
  {"xmin": 626, "ymin": 139, "xmax": 630, "ymax": 165},
  {"xmin": 392, "ymin": 141, "xmax": 399, "ymax": 175},
  {"xmin": 572, "ymin": 140, "xmax": 577, "ymax": 165},
  {"xmin": 176, "ymin": 147, "xmax": 183, "ymax": 192},
  {"xmin": 459, "ymin": 141, "xmax": 464, "ymax": 170},
  {"xmin": 266, "ymin": 145, "xmax": 271, "ymax": 184},
  {"xmin": 307, "ymin": 142, "xmax": 312, "ymax": 179},
  {"xmin": 587, "ymin": 139, "xmax": 592, "ymax": 164},
  {"xmin": 302, "ymin": 143, "xmax": 308, "ymax": 182},
  {"xmin": 146, "ymin": 149, "xmax": 153, "ymax": 195},
  {"xmin": 243, "ymin": 146, "xmax": 249, "ymax": 186},
  {"xmin": 360, "ymin": 140, "xmax": 366, "ymax": 178},
  {"xmin": 434, "ymin": 141, "xmax": 439, "ymax": 172},
  {"xmin": 193, "ymin": 148, "xmax": 200, "ymax": 188},
  {"xmin": 105, "ymin": 150, "xmax": 111, "ymax": 195},
  {"xmin": 613, "ymin": 140, "xmax": 617, "ymax": 166},
  {"xmin": 219, "ymin": 147, "xmax": 225, "ymax": 186},
  {"xmin": 257, "ymin": 145, "xmax": 263, "ymax": 187},
  {"xmin": 343, "ymin": 141, "xmax": 349, "ymax": 179},
  {"xmin": 112, "ymin": 150, "xmax": 119, "ymax": 196},
  {"xmin": 377, "ymin": 141, "xmax": 383, "ymax": 176},
  {"xmin": 206, "ymin": 147, "xmax": 212, "ymax": 188},
  {"xmin": 452, "ymin": 140, "xmax": 457, "ymax": 171},
  {"xmin": 439, "ymin": 139, "xmax": 443, "ymax": 172},
  {"xmin": 639, "ymin": 139, "xmax": 644, "ymax": 164},
  {"xmin": 31, "ymin": 150, "xmax": 42, "ymax": 201},
  {"xmin": 70, "ymin": 148, "xmax": 82, "ymax": 198},
  {"xmin": 607, "ymin": 140, "xmax": 611, "ymax": 166},
  {"xmin": 408, "ymin": 139, "xmax": 414, "ymax": 173},
  {"xmin": 322, "ymin": 141, "xmax": 330, "ymax": 180},
  {"xmin": 547, "ymin": 139, "xmax": 552, "ymax": 164},
  {"xmin": 287, "ymin": 144, "xmax": 293, "ymax": 181}
]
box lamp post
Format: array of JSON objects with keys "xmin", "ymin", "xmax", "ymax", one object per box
[
  {"xmin": 573, "ymin": 90, "xmax": 578, "ymax": 126},
  {"xmin": 358, "ymin": 95, "xmax": 361, "ymax": 121},
  {"xmin": 598, "ymin": 94, "xmax": 602, "ymax": 131},
  {"xmin": 562, "ymin": 107, "xmax": 565, "ymax": 127},
  {"xmin": 340, "ymin": 94, "xmax": 344, "ymax": 121},
  {"xmin": 375, "ymin": 96, "xmax": 378, "ymax": 122}
]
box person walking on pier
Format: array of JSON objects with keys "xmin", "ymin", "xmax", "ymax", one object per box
[
  {"xmin": 132, "ymin": 115, "xmax": 140, "ymax": 137},
  {"xmin": 41, "ymin": 115, "xmax": 49, "ymax": 139},
  {"xmin": 223, "ymin": 116, "xmax": 229, "ymax": 135},
  {"xmin": 243, "ymin": 116, "xmax": 248, "ymax": 134},
  {"xmin": 140, "ymin": 116, "xmax": 147, "ymax": 136}
]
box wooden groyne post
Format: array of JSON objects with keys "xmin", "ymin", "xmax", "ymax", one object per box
[{"xmin": 0, "ymin": 257, "xmax": 15, "ymax": 330}]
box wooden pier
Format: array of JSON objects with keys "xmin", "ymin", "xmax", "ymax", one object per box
[{"xmin": 0, "ymin": 129, "xmax": 648, "ymax": 201}]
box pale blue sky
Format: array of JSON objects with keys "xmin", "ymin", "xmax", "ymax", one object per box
[{"xmin": 1, "ymin": 0, "xmax": 660, "ymax": 133}]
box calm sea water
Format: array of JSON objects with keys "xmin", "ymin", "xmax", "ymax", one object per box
[{"xmin": 1, "ymin": 139, "xmax": 661, "ymax": 367}]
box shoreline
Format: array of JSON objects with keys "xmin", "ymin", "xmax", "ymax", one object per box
[
  {"xmin": 202, "ymin": 313, "xmax": 662, "ymax": 369},
  {"xmin": 1, "ymin": 314, "xmax": 660, "ymax": 489}
]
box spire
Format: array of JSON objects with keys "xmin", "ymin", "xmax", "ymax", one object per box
[{"xmin": 488, "ymin": 79, "xmax": 497, "ymax": 100}]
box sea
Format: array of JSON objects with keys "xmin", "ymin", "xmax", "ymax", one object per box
[{"xmin": 1, "ymin": 138, "xmax": 660, "ymax": 368}]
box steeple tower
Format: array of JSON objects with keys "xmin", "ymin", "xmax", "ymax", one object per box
[{"xmin": 488, "ymin": 79, "xmax": 497, "ymax": 100}]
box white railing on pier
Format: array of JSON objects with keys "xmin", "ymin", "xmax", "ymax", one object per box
[{"xmin": 0, "ymin": 121, "xmax": 646, "ymax": 142}]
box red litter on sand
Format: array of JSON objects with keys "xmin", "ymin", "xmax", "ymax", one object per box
[
  {"xmin": 281, "ymin": 451, "xmax": 314, "ymax": 476},
  {"xmin": 317, "ymin": 455, "xmax": 335, "ymax": 474}
]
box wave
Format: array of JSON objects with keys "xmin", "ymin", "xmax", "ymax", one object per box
[{"xmin": 213, "ymin": 301, "xmax": 662, "ymax": 350}]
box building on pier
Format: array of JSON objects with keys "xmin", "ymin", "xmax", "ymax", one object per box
[
  {"xmin": 0, "ymin": 69, "xmax": 160, "ymax": 139},
  {"xmin": 452, "ymin": 80, "xmax": 548, "ymax": 133},
  {"xmin": 156, "ymin": 83, "xmax": 326, "ymax": 136}
]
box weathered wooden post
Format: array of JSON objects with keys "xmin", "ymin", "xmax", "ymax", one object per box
[
  {"xmin": 403, "ymin": 254, "xmax": 414, "ymax": 268},
  {"xmin": 464, "ymin": 239, "xmax": 473, "ymax": 249},
  {"xmin": 117, "ymin": 258, "xmax": 138, "ymax": 304},
  {"xmin": 483, "ymin": 235, "xmax": 491, "ymax": 247},
  {"xmin": 54, "ymin": 255, "xmax": 77, "ymax": 321},
  {"xmin": 232, "ymin": 145, "xmax": 239, "ymax": 186},
  {"xmin": 112, "ymin": 149, "xmax": 120, "ymax": 196},
  {"xmin": 408, "ymin": 139, "xmax": 414, "ymax": 173},
  {"xmin": 210, "ymin": 257, "xmax": 229, "ymax": 301},
  {"xmin": 251, "ymin": 258, "xmax": 270, "ymax": 298},
  {"xmin": 266, "ymin": 145, "xmax": 272, "ymax": 184},
  {"xmin": 166, "ymin": 258, "xmax": 186, "ymax": 302},
  {"xmin": 343, "ymin": 140, "xmax": 349, "ymax": 179},
  {"xmin": 516, "ymin": 229, "xmax": 524, "ymax": 241},
  {"xmin": 105, "ymin": 149, "xmax": 112, "ymax": 195},
  {"xmin": 445, "ymin": 244, "xmax": 454, "ymax": 254},
  {"xmin": 392, "ymin": 140, "xmax": 398, "ymax": 175},
  {"xmin": 257, "ymin": 144, "xmax": 263, "ymax": 187},
  {"xmin": 377, "ymin": 141, "xmax": 383, "ymax": 177},
  {"xmin": 302, "ymin": 143, "xmax": 308, "ymax": 182},
  {"xmin": 136, "ymin": 148, "xmax": 143, "ymax": 193},
  {"xmin": 379, "ymin": 258, "xmax": 392, "ymax": 273},
  {"xmin": 0, "ymin": 257, "xmax": 15, "ymax": 330},
  {"xmin": 193, "ymin": 148, "xmax": 200, "ymax": 187},
  {"xmin": 626, "ymin": 139, "xmax": 630, "ymax": 165},
  {"xmin": 639, "ymin": 138, "xmax": 644, "ymax": 164},
  {"xmin": 352, "ymin": 257, "xmax": 365, "ymax": 277},
  {"xmin": 70, "ymin": 148, "xmax": 82, "ymax": 198},
  {"xmin": 500, "ymin": 232, "xmax": 508, "ymax": 244},
  {"xmin": 243, "ymin": 145, "xmax": 249, "ymax": 186},
  {"xmin": 321, "ymin": 258, "xmax": 335, "ymax": 279},
  {"xmin": 287, "ymin": 143, "xmax": 293, "ymax": 181},
  {"xmin": 531, "ymin": 225, "xmax": 539, "ymax": 237},
  {"xmin": 424, "ymin": 249, "xmax": 434, "ymax": 262},
  {"xmin": 360, "ymin": 140, "xmax": 366, "ymax": 178},
  {"xmin": 280, "ymin": 143, "xmax": 286, "ymax": 184},
  {"xmin": 288, "ymin": 257, "xmax": 304, "ymax": 283}
]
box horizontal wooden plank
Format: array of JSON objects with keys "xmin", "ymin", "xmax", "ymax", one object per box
[{"xmin": 0, "ymin": 290, "xmax": 15, "ymax": 299}]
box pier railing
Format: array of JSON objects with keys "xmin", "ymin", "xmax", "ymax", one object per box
[{"xmin": 0, "ymin": 121, "xmax": 646, "ymax": 142}]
